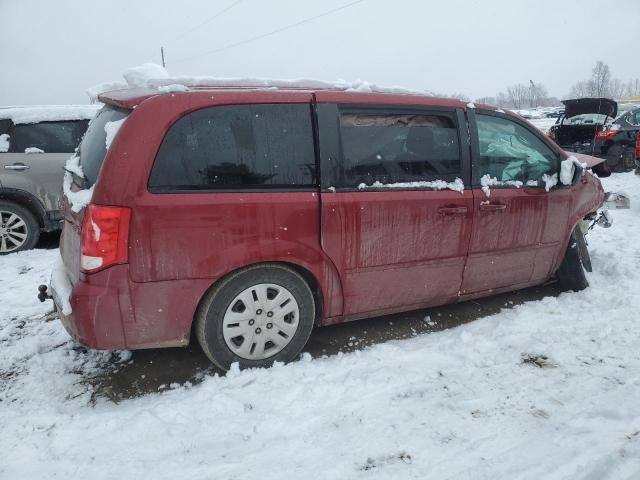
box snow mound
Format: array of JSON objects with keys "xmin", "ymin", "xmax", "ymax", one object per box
[
  {"xmin": 94, "ymin": 63, "xmax": 437, "ymax": 98},
  {"xmin": 0, "ymin": 105, "xmax": 100, "ymax": 125},
  {"xmin": 25, "ymin": 147, "xmax": 44, "ymax": 154},
  {"xmin": 86, "ymin": 81, "xmax": 128, "ymax": 103},
  {"xmin": 122, "ymin": 63, "xmax": 170, "ymax": 88}
]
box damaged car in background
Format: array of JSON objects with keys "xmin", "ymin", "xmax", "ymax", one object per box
[
  {"xmin": 593, "ymin": 106, "xmax": 640, "ymax": 173},
  {"xmin": 547, "ymin": 97, "xmax": 638, "ymax": 172}
]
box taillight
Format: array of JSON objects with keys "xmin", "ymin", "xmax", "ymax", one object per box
[
  {"xmin": 80, "ymin": 204, "xmax": 131, "ymax": 273},
  {"xmin": 547, "ymin": 129, "xmax": 555, "ymax": 140},
  {"xmin": 635, "ymin": 132, "xmax": 640, "ymax": 159},
  {"xmin": 595, "ymin": 128, "xmax": 620, "ymax": 140}
]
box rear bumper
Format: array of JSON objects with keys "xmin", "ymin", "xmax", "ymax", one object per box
[
  {"xmin": 51, "ymin": 264, "xmax": 129, "ymax": 350},
  {"xmin": 49, "ymin": 261, "xmax": 210, "ymax": 350}
]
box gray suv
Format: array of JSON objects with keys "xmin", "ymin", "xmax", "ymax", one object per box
[{"xmin": 0, "ymin": 105, "xmax": 98, "ymax": 254}]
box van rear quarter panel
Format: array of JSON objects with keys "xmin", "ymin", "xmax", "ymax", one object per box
[{"xmin": 90, "ymin": 91, "xmax": 344, "ymax": 342}]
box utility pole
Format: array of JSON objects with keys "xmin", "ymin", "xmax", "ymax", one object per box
[
  {"xmin": 161, "ymin": 47, "xmax": 166, "ymax": 68},
  {"xmin": 529, "ymin": 79, "xmax": 536, "ymax": 107}
]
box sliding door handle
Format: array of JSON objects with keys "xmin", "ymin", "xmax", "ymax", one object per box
[{"xmin": 438, "ymin": 206, "xmax": 468, "ymax": 216}]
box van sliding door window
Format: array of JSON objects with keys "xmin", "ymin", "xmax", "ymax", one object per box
[
  {"xmin": 149, "ymin": 104, "xmax": 316, "ymax": 191},
  {"xmin": 336, "ymin": 110, "xmax": 461, "ymax": 188}
]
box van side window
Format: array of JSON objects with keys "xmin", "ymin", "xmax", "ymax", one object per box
[
  {"xmin": 476, "ymin": 114, "xmax": 558, "ymax": 184},
  {"xmin": 335, "ymin": 110, "xmax": 461, "ymax": 188},
  {"xmin": 8, "ymin": 121, "xmax": 89, "ymax": 153},
  {"xmin": 149, "ymin": 104, "xmax": 316, "ymax": 191}
]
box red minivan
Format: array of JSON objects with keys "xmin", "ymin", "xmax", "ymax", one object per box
[{"xmin": 46, "ymin": 84, "xmax": 609, "ymax": 370}]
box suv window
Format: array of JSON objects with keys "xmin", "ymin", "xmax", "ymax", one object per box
[
  {"xmin": 8, "ymin": 120, "xmax": 89, "ymax": 154},
  {"xmin": 476, "ymin": 114, "xmax": 558, "ymax": 184},
  {"xmin": 335, "ymin": 109, "xmax": 460, "ymax": 188},
  {"xmin": 149, "ymin": 104, "xmax": 316, "ymax": 191},
  {"xmin": 78, "ymin": 107, "xmax": 129, "ymax": 186}
]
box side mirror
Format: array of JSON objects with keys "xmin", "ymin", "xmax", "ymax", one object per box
[
  {"xmin": 560, "ymin": 157, "xmax": 585, "ymax": 186},
  {"xmin": 571, "ymin": 162, "xmax": 584, "ymax": 185}
]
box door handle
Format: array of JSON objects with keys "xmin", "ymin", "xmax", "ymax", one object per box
[
  {"xmin": 479, "ymin": 203, "xmax": 506, "ymax": 212},
  {"xmin": 438, "ymin": 206, "xmax": 468, "ymax": 216},
  {"xmin": 4, "ymin": 163, "xmax": 30, "ymax": 171}
]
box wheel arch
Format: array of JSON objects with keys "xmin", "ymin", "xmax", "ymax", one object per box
[
  {"xmin": 0, "ymin": 188, "xmax": 47, "ymax": 229},
  {"xmin": 190, "ymin": 259, "xmax": 338, "ymax": 342}
]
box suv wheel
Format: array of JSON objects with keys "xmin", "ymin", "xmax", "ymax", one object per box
[
  {"xmin": 0, "ymin": 201, "xmax": 40, "ymax": 254},
  {"xmin": 195, "ymin": 264, "xmax": 315, "ymax": 371},
  {"xmin": 622, "ymin": 149, "xmax": 636, "ymax": 172}
]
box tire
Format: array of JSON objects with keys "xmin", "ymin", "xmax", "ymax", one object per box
[
  {"xmin": 556, "ymin": 226, "xmax": 589, "ymax": 292},
  {"xmin": 622, "ymin": 149, "xmax": 636, "ymax": 172},
  {"xmin": 612, "ymin": 149, "xmax": 635, "ymax": 173},
  {"xmin": 0, "ymin": 201, "xmax": 40, "ymax": 254},
  {"xmin": 195, "ymin": 264, "xmax": 316, "ymax": 370}
]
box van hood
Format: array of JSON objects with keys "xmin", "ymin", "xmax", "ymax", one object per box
[
  {"xmin": 567, "ymin": 151, "xmax": 606, "ymax": 168},
  {"xmin": 562, "ymin": 98, "xmax": 617, "ymax": 119}
]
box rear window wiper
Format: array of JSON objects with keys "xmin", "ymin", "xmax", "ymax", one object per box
[{"xmin": 62, "ymin": 166, "xmax": 89, "ymax": 189}]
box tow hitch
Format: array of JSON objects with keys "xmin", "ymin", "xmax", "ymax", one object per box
[{"xmin": 38, "ymin": 284, "xmax": 52, "ymax": 303}]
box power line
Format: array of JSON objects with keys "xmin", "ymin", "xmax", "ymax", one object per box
[
  {"xmin": 172, "ymin": 0, "xmax": 367, "ymax": 64},
  {"xmin": 168, "ymin": 0, "xmax": 244, "ymax": 45}
]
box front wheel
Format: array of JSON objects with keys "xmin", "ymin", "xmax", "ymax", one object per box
[
  {"xmin": 195, "ymin": 264, "xmax": 316, "ymax": 370},
  {"xmin": 556, "ymin": 226, "xmax": 590, "ymax": 292}
]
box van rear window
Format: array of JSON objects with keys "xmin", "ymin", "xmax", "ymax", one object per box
[
  {"xmin": 148, "ymin": 104, "xmax": 316, "ymax": 191},
  {"xmin": 78, "ymin": 106, "xmax": 129, "ymax": 186}
]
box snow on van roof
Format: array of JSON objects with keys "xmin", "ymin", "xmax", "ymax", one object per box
[
  {"xmin": 0, "ymin": 105, "xmax": 101, "ymax": 124},
  {"xmin": 89, "ymin": 62, "xmax": 437, "ymax": 100}
]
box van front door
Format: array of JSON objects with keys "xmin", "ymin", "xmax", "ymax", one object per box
[
  {"xmin": 461, "ymin": 111, "xmax": 570, "ymax": 295},
  {"xmin": 317, "ymin": 103, "xmax": 473, "ymax": 318}
]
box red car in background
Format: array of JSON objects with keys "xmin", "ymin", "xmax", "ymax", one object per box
[{"xmin": 41, "ymin": 82, "xmax": 620, "ymax": 370}]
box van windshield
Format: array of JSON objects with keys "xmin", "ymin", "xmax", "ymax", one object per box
[{"xmin": 78, "ymin": 106, "xmax": 129, "ymax": 186}]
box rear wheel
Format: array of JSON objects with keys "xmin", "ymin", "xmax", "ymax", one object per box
[
  {"xmin": 195, "ymin": 264, "xmax": 315, "ymax": 370},
  {"xmin": 556, "ymin": 226, "xmax": 590, "ymax": 292},
  {"xmin": 622, "ymin": 149, "xmax": 636, "ymax": 172},
  {"xmin": 0, "ymin": 201, "xmax": 40, "ymax": 254}
]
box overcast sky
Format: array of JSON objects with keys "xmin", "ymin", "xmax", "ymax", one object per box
[{"xmin": 2, "ymin": 0, "xmax": 639, "ymax": 105}]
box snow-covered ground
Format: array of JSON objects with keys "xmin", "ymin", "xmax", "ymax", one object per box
[{"xmin": 2, "ymin": 174, "xmax": 640, "ymax": 479}]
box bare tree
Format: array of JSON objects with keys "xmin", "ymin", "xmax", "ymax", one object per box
[
  {"xmin": 507, "ymin": 84, "xmax": 528, "ymax": 109},
  {"xmin": 608, "ymin": 78, "xmax": 626, "ymax": 99},
  {"xmin": 569, "ymin": 80, "xmax": 590, "ymax": 98},
  {"xmin": 625, "ymin": 79, "xmax": 640, "ymax": 96},
  {"xmin": 590, "ymin": 61, "xmax": 611, "ymax": 96},
  {"xmin": 527, "ymin": 81, "xmax": 548, "ymax": 107}
]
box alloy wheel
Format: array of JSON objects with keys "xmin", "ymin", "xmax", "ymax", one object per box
[{"xmin": 0, "ymin": 210, "xmax": 29, "ymax": 253}]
